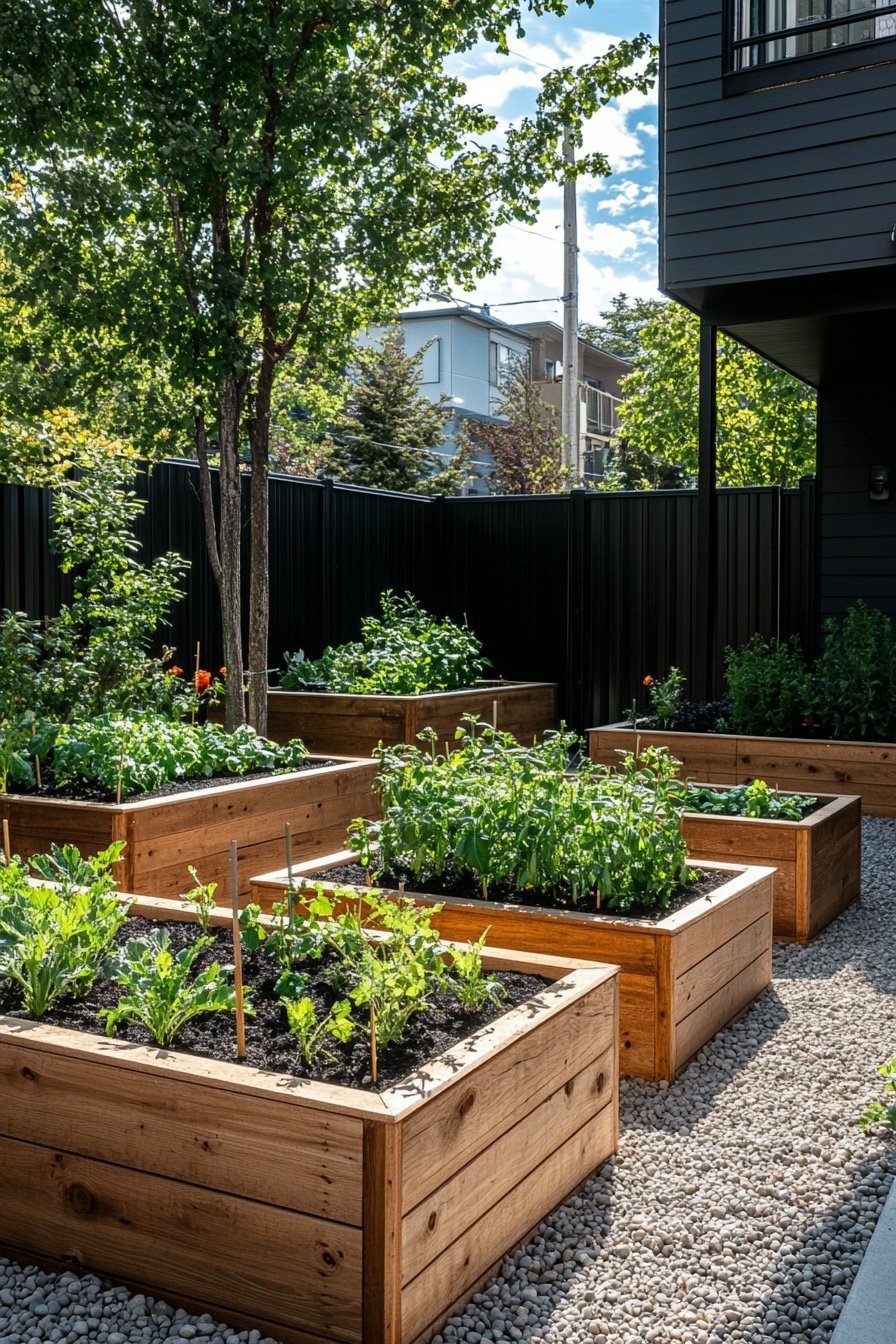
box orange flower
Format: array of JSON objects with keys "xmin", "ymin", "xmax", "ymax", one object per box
[
  {"xmin": 642, "ymin": 675, "xmax": 654, "ymax": 688},
  {"xmin": 170, "ymin": 665, "xmax": 183, "ymax": 677},
  {"xmin": 195, "ymin": 669, "xmax": 212, "ymax": 693},
  {"xmin": 219, "ymin": 666, "xmax": 227, "ymax": 677}
]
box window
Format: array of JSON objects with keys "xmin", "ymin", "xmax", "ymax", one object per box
[
  {"xmin": 545, "ymin": 358, "xmax": 559, "ymax": 380},
  {"xmin": 418, "ymin": 337, "xmax": 440, "ymax": 384},
  {"xmin": 732, "ymin": 0, "xmax": 896, "ymax": 70},
  {"xmin": 489, "ymin": 341, "xmax": 519, "ymax": 385}
]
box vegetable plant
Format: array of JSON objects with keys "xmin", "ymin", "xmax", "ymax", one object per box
[
  {"xmin": 180, "ymin": 866, "xmax": 218, "ymax": 933},
  {"xmin": 281, "ymin": 590, "xmax": 488, "ymax": 695},
  {"xmin": 813, "ymin": 600, "xmax": 896, "ymax": 742},
  {"xmin": 0, "ymin": 610, "xmax": 43, "ymax": 793},
  {"xmin": 724, "ymin": 634, "xmax": 813, "ymax": 738},
  {"xmin": 282, "ymin": 995, "xmax": 355, "ymax": 1065},
  {"xmin": 685, "ymin": 780, "xmax": 816, "ymax": 820},
  {"xmin": 350, "ymin": 720, "xmax": 696, "ymax": 913},
  {"xmin": 102, "ymin": 928, "xmax": 249, "ymax": 1047}
]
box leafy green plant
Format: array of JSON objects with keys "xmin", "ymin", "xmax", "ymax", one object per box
[
  {"xmin": 282, "ymin": 994, "xmax": 355, "ymax": 1065},
  {"xmin": 685, "ymin": 780, "xmax": 816, "ymax": 820},
  {"xmin": 102, "ymin": 928, "xmax": 249, "ymax": 1047},
  {"xmin": 860, "ymin": 1057, "xmax": 896, "ymax": 1132},
  {"xmin": 0, "ymin": 854, "xmax": 127, "ymax": 1016},
  {"xmin": 50, "ymin": 713, "xmax": 308, "ymax": 798},
  {"xmin": 647, "ymin": 667, "xmax": 685, "ymax": 729},
  {"xmin": 724, "ymin": 634, "xmax": 813, "ymax": 737},
  {"xmin": 281, "ymin": 590, "xmax": 488, "ymax": 695},
  {"xmin": 350, "ymin": 720, "xmax": 695, "ymax": 913},
  {"xmin": 447, "ymin": 933, "xmax": 507, "ymax": 1012},
  {"xmin": 0, "ymin": 610, "xmax": 43, "ymax": 793},
  {"xmin": 28, "ymin": 840, "xmax": 125, "ymax": 889},
  {"xmin": 180, "ymin": 866, "xmax": 218, "ymax": 934},
  {"xmin": 813, "ymin": 601, "xmax": 896, "ymax": 742}
]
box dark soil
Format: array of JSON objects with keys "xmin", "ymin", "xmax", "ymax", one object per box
[
  {"xmin": 0, "ymin": 917, "xmax": 550, "ymax": 1092},
  {"xmin": 9, "ymin": 758, "xmax": 337, "ymax": 806},
  {"xmin": 302, "ymin": 862, "xmax": 733, "ymax": 924}
]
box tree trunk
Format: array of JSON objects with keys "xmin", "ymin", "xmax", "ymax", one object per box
[
  {"xmin": 247, "ymin": 357, "xmax": 273, "ymax": 737},
  {"xmin": 206, "ymin": 381, "xmax": 248, "ymax": 731}
]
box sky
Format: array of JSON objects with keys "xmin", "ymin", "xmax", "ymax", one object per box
[{"xmin": 431, "ymin": 0, "xmax": 661, "ymax": 328}]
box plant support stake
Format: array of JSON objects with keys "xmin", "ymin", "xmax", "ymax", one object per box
[
  {"xmin": 284, "ymin": 821, "xmax": 295, "ymax": 925},
  {"xmin": 229, "ymin": 839, "xmax": 247, "ymax": 1059},
  {"xmin": 192, "ymin": 641, "xmax": 201, "ymax": 726},
  {"xmin": 1, "ymin": 819, "xmax": 10, "ymax": 864}
]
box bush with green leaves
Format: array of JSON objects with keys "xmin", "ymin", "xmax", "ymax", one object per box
[
  {"xmin": 281, "ymin": 590, "xmax": 488, "ymax": 695},
  {"xmin": 724, "ymin": 634, "xmax": 813, "ymax": 737},
  {"xmin": 0, "ymin": 841, "xmax": 126, "ymax": 1016},
  {"xmin": 0, "ymin": 609, "xmax": 43, "ymax": 794},
  {"xmin": 349, "ymin": 720, "xmax": 695, "ymax": 913},
  {"xmin": 50, "ymin": 713, "xmax": 308, "ymax": 798},
  {"xmin": 685, "ymin": 780, "xmax": 816, "ymax": 820},
  {"xmin": 813, "ymin": 601, "xmax": 896, "ymax": 742}
]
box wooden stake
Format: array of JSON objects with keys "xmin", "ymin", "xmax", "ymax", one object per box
[
  {"xmin": 2, "ymin": 819, "xmax": 10, "ymax": 864},
  {"xmin": 492, "ymin": 698, "xmax": 498, "ymax": 729},
  {"xmin": 284, "ymin": 821, "xmax": 295, "ymax": 924},
  {"xmin": 229, "ymin": 840, "xmax": 247, "ymax": 1060},
  {"xmin": 116, "ymin": 757, "xmax": 123, "ymax": 807},
  {"xmin": 192, "ymin": 640, "xmax": 201, "ymax": 725},
  {"xmin": 31, "ymin": 722, "xmax": 42, "ymax": 789},
  {"xmin": 370, "ymin": 1001, "xmax": 378, "ymax": 1085}
]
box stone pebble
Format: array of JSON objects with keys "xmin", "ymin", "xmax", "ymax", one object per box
[{"xmin": 2, "ymin": 818, "xmax": 896, "ymax": 1343}]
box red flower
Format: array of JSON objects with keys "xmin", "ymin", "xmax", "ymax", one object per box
[
  {"xmin": 642, "ymin": 675, "xmax": 654, "ymax": 688},
  {"xmin": 169, "ymin": 665, "xmax": 183, "ymax": 677},
  {"xmin": 219, "ymin": 666, "xmax": 227, "ymax": 677},
  {"xmin": 195, "ymin": 669, "xmax": 212, "ymax": 694}
]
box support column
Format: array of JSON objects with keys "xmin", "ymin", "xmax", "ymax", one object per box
[{"xmin": 696, "ymin": 319, "xmax": 718, "ymax": 702}]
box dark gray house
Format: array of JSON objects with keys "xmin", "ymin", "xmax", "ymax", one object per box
[{"xmin": 661, "ymin": 0, "xmax": 896, "ymax": 659}]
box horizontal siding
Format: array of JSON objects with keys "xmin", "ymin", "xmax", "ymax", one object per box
[{"xmin": 661, "ymin": 0, "xmax": 896, "ymax": 292}]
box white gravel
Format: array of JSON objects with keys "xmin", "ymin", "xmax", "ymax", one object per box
[{"xmin": 3, "ymin": 817, "xmax": 896, "ymax": 1344}]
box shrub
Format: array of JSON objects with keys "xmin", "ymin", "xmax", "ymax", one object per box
[
  {"xmin": 724, "ymin": 634, "xmax": 812, "ymax": 737},
  {"xmin": 813, "ymin": 601, "xmax": 896, "ymax": 742}
]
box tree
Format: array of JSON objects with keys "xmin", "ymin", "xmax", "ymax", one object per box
[
  {"xmin": 330, "ymin": 330, "xmax": 453, "ymax": 492},
  {"xmin": 461, "ymin": 357, "xmax": 567, "ymax": 495},
  {"xmin": 605, "ymin": 300, "xmax": 816, "ymax": 489},
  {"xmin": 580, "ymin": 293, "xmax": 666, "ymax": 362},
  {"xmin": 0, "ymin": 3, "xmax": 656, "ymax": 731}
]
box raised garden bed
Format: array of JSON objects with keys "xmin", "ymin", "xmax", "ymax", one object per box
[
  {"xmin": 0, "ymin": 893, "xmax": 619, "ymax": 1344},
  {"xmin": 0, "ymin": 758, "xmax": 378, "ymax": 900},
  {"xmin": 681, "ymin": 789, "xmax": 861, "ymax": 944},
  {"xmin": 589, "ymin": 722, "xmax": 896, "ymax": 817},
  {"xmin": 251, "ymin": 855, "xmax": 774, "ymax": 1083},
  {"xmin": 258, "ymin": 681, "xmax": 558, "ymax": 756}
]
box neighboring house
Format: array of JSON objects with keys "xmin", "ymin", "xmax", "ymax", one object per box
[
  {"xmin": 661, "ymin": 0, "xmax": 896, "ymax": 625},
  {"xmin": 367, "ymin": 306, "xmax": 630, "ymax": 490}
]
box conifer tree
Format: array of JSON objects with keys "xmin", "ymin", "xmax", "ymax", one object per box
[
  {"xmin": 331, "ymin": 330, "xmax": 454, "ymax": 492},
  {"xmin": 461, "ymin": 356, "xmax": 567, "ymax": 495}
]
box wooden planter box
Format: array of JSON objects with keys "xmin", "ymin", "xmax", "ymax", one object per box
[
  {"xmin": 0, "ymin": 895, "xmax": 619, "ymax": 1344},
  {"xmin": 0, "ymin": 757, "xmax": 378, "ymax": 901},
  {"xmin": 251, "ymin": 857, "xmax": 774, "ymax": 1083},
  {"xmin": 257, "ymin": 681, "xmax": 558, "ymax": 756},
  {"xmin": 589, "ymin": 721, "xmax": 896, "ymax": 817},
  {"xmin": 681, "ymin": 791, "xmax": 861, "ymax": 944}
]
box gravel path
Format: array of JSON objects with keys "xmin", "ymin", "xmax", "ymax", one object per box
[{"xmin": 3, "ymin": 818, "xmax": 896, "ymax": 1344}]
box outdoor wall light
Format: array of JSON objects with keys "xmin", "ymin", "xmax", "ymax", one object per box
[{"xmin": 869, "ymin": 465, "xmax": 890, "ymax": 502}]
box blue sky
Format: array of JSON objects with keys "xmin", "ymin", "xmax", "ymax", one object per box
[{"xmin": 438, "ymin": 0, "xmax": 661, "ymax": 327}]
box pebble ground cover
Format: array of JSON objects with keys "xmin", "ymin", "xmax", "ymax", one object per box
[{"xmin": 2, "ymin": 818, "xmax": 895, "ymax": 1344}]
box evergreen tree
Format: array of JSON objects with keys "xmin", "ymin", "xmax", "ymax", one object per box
[
  {"xmin": 580, "ymin": 294, "xmax": 666, "ymax": 361},
  {"xmin": 330, "ymin": 330, "xmax": 453, "ymax": 492},
  {"xmin": 461, "ymin": 356, "xmax": 567, "ymax": 495}
]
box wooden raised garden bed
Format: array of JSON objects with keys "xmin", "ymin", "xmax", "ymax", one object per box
[
  {"xmin": 0, "ymin": 757, "xmax": 378, "ymax": 901},
  {"xmin": 258, "ymin": 681, "xmax": 558, "ymax": 756},
  {"xmin": 680, "ymin": 790, "xmax": 861, "ymax": 944},
  {"xmin": 589, "ymin": 722, "xmax": 896, "ymax": 817},
  {"xmin": 251, "ymin": 856, "xmax": 774, "ymax": 1083},
  {"xmin": 0, "ymin": 894, "xmax": 619, "ymax": 1344}
]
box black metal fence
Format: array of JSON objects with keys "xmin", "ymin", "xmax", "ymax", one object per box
[{"xmin": 1, "ymin": 460, "xmax": 817, "ymax": 732}]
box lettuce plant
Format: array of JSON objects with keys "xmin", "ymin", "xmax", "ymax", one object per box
[{"xmin": 685, "ymin": 780, "xmax": 816, "ymax": 820}]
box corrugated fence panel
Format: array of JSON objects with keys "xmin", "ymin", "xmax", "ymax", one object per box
[{"xmin": 1, "ymin": 463, "xmax": 817, "ymax": 732}]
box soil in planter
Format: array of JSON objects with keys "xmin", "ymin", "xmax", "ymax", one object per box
[
  {"xmin": 299, "ymin": 863, "xmax": 733, "ymax": 925},
  {"xmin": 0, "ymin": 917, "xmax": 549, "ymax": 1091},
  {"xmin": 9, "ymin": 758, "xmax": 338, "ymax": 805}
]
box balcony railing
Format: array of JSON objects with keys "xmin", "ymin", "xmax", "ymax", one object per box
[{"xmin": 584, "ymin": 386, "xmax": 622, "ymax": 438}]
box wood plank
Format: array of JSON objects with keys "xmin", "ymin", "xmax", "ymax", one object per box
[
  {"xmin": 671, "ymin": 872, "xmax": 773, "ymax": 974},
  {"xmin": 675, "ymin": 915, "xmax": 772, "ymax": 1018},
  {"xmin": 401, "ymin": 1044, "xmax": 615, "ymax": 1283},
  {"xmin": 674, "ymin": 951, "xmax": 773, "ymax": 1076},
  {"xmin": 0, "ymin": 1136, "xmax": 363, "ymax": 1344},
  {"xmin": 363, "ymin": 1120, "xmax": 403, "ymax": 1344},
  {"xmin": 400, "ymin": 1106, "xmax": 616, "ymax": 1344},
  {"xmin": 400, "ymin": 976, "xmax": 617, "ymax": 1205},
  {"xmin": 0, "ymin": 1041, "xmax": 364, "ymax": 1224},
  {"xmin": 588, "ymin": 726, "xmax": 739, "ymax": 783}
]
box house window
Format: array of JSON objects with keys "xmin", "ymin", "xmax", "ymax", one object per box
[
  {"xmin": 731, "ymin": 0, "xmax": 896, "ymax": 70},
  {"xmin": 418, "ymin": 338, "xmax": 440, "ymax": 384},
  {"xmin": 545, "ymin": 358, "xmax": 558, "ymax": 380},
  {"xmin": 490, "ymin": 341, "xmax": 519, "ymax": 385}
]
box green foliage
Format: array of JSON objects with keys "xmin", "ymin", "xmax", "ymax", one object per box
[
  {"xmin": 282, "ymin": 994, "xmax": 355, "ymax": 1066},
  {"xmin": 0, "ymin": 610, "xmax": 42, "ymax": 793},
  {"xmin": 860, "ymin": 1057, "xmax": 896, "ymax": 1132},
  {"xmin": 606, "ymin": 299, "xmax": 816, "ymax": 489},
  {"xmin": 28, "ymin": 840, "xmax": 126, "ymax": 889},
  {"xmin": 725, "ymin": 635, "xmax": 813, "ymax": 738},
  {"xmin": 813, "ymin": 601, "xmax": 896, "ymax": 742},
  {"xmin": 329, "ymin": 330, "xmax": 454, "ymax": 493},
  {"xmin": 459, "ymin": 356, "xmax": 568, "ymax": 495},
  {"xmin": 580, "ymin": 294, "xmax": 666, "ymax": 362},
  {"xmin": 447, "ymin": 933, "xmax": 507, "ymax": 1013},
  {"xmin": 180, "ymin": 866, "xmax": 219, "ymax": 935},
  {"xmin": 51, "ymin": 714, "xmax": 309, "ymax": 799},
  {"xmin": 281, "ymin": 591, "xmax": 488, "ymax": 695},
  {"xmin": 648, "ymin": 667, "xmax": 685, "ymax": 729},
  {"xmin": 0, "ymin": 851, "xmax": 126, "ymax": 1016},
  {"xmin": 351, "ymin": 721, "xmax": 695, "ymax": 913},
  {"xmin": 685, "ymin": 780, "xmax": 816, "ymax": 820},
  {"xmin": 102, "ymin": 929, "xmax": 248, "ymax": 1048}
]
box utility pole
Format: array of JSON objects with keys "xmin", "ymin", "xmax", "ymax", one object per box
[{"xmin": 561, "ymin": 128, "xmax": 579, "ymax": 484}]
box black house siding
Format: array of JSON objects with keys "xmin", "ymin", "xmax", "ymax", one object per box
[{"xmin": 661, "ymin": 0, "xmax": 896, "ymax": 300}]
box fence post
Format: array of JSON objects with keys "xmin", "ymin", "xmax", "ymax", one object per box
[{"xmin": 565, "ymin": 488, "xmax": 589, "ymax": 734}]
